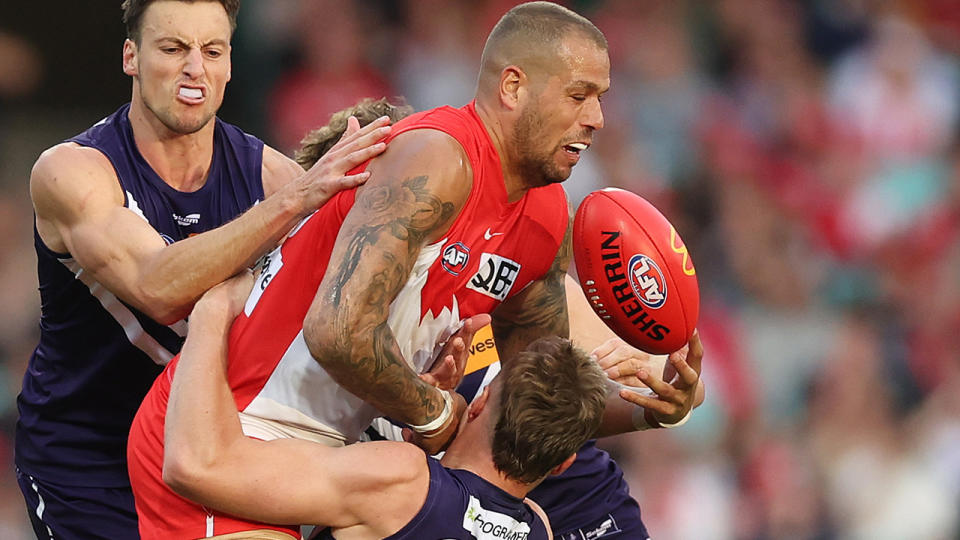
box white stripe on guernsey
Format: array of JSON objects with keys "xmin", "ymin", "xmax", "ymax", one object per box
[
  {"xmin": 30, "ymin": 478, "xmax": 55, "ymax": 539},
  {"xmin": 62, "ymin": 258, "xmax": 175, "ymax": 366},
  {"xmin": 206, "ymin": 513, "xmax": 214, "ymax": 537}
]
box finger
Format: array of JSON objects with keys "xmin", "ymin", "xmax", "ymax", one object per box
[
  {"xmin": 618, "ymin": 389, "xmax": 672, "ymax": 415},
  {"xmin": 603, "ymin": 362, "xmax": 622, "ymax": 380},
  {"xmin": 337, "ymin": 171, "xmax": 371, "ymax": 190},
  {"xmin": 324, "ymin": 117, "xmax": 389, "ymax": 161},
  {"xmin": 333, "ymin": 140, "xmax": 388, "ymax": 173},
  {"xmin": 670, "ymin": 351, "xmax": 700, "ymax": 390},
  {"xmin": 328, "ymin": 120, "xmax": 392, "ymax": 156},
  {"xmin": 590, "ymin": 337, "xmax": 622, "ymax": 362},
  {"xmin": 344, "ymin": 116, "xmax": 361, "ymax": 137},
  {"xmin": 434, "ymin": 356, "xmax": 457, "ymax": 385},
  {"xmin": 686, "ymin": 330, "xmax": 704, "ymax": 374},
  {"xmin": 401, "ymin": 427, "xmax": 414, "ymax": 443},
  {"xmin": 637, "ymin": 369, "xmax": 679, "ymax": 403},
  {"xmin": 419, "ymin": 373, "xmax": 438, "ymax": 387},
  {"xmin": 463, "ymin": 313, "xmax": 492, "ymax": 334}
]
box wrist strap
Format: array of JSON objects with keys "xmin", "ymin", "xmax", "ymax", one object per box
[{"xmin": 410, "ymin": 389, "xmax": 453, "ymax": 435}]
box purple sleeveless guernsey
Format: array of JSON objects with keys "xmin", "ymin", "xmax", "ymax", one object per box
[
  {"xmin": 315, "ymin": 456, "xmax": 550, "ymax": 540},
  {"xmin": 16, "ymin": 103, "xmax": 265, "ymax": 487}
]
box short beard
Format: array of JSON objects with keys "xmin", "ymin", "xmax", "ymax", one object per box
[{"xmin": 512, "ymin": 101, "xmax": 569, "ymax": 188}]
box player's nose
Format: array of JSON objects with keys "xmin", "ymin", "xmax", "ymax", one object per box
[
  {"xmin": 183, "ymin": 48, "xmax": 204, "ymax": 79},
  {"xmin": 582, "ymin": 98, "xmax": 604, "ymax": 131}
]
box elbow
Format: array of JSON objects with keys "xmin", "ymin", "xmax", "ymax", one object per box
[
  {"xmin": 137, "ymin": 286, "xmax": 192, "ymax": 325},
  {"xmin": 303, "ymin": 308, "xmax": 348, "ymax": 367},
  {"xmin": 162, "ymin": 451, "xmax": 206, "ymax": 499}
]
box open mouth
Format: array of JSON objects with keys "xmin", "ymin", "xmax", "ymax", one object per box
[{"xmin": 563, "ymin": 142, "xmax": 589, "ymax": 156}]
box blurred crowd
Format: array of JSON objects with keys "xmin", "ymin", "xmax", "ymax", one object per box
[{"xmin": 2, "ymin": 0, "xmax": 960, "ymax": 538}]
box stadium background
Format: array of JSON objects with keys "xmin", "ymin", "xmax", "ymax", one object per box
[{"xmin": 1, "ymin": 0, "xmax": 959, "ymax": 537}]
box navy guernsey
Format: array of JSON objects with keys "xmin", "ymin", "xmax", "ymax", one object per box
[
  {"xmin": 315, "ymin": 456, "xmax": 550, "ymax": 540},
  {"xmin": 16, "ymin": 103, "xmax": 265, "ymax": 487}
]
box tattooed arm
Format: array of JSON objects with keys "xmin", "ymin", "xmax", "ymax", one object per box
[
  {"xmin": 303, "ymin": 129, "xmax": 472, "ymax": 437},
  {"xmin": 490, "ymin": 200, "xmax": 574, "ymax": 365}
]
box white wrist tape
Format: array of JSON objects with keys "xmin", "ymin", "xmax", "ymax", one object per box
[{"xmin": 410, "ymin": 389, "xmax": 453, "ymax": 435}]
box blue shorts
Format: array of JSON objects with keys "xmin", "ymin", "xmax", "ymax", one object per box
[
  {"xmin": 554, "ymin": 508, "xmax": 650, "ymax": 540},
  {"xmin": 16, "ymin": 468, "xmax": 139, "ymax": 540}
]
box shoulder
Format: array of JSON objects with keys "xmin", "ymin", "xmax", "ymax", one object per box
[
  {"xmin": 368, "ymin": 128, "xmax": 473, "ymax": 197},
  {"xmin": 31, "ymin": 143, "xmax": 122, "ymax": 212},
  {"xmin": 260, "ymin": 144, "xmax": 302, "ymax": 198}
]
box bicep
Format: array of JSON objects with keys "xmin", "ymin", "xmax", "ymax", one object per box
[
  {"xmin": 306, "ymin": 131, "xmax": 470, "ymax": 345},
  {"xmin": 196, "ymin": 438, "xmax": 425, "ymax": 529},
  {"xmin": 31, "ymin": 146, "xmax": 168, "ymax": 308}
]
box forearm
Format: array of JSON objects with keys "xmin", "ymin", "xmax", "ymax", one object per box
[
  {"xmin": 164, "ymin": 300, "xmax": 241, "ymax": 483},
  {"xmin": 491, "ymin": 271, "xmax": 570, "ymax": 365},
  {"xmin": 308, "ymin": 320, "xmax": 446, "ymax": 426},
  {"xmin": 141, "ymin": 194, "xmax": 302, "ymax": 322}
]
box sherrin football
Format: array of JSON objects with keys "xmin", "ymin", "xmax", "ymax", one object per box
[{"xmin": 573, "ymin": 188, "xmax": 699, "ymax": 355}]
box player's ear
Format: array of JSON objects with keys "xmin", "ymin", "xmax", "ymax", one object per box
[
  {"xmin": 122, "ymin": 39, "xmax": 138, "ymax": 77},
  {"xmin": 550, "ymin": 453, "xmax": 577, "ymax": 477},
  {"xmin": 500, "ymin": 66, "xmax": 525, "ymax": 110},
  {"xmin": 467, "ymin": 386, "xmax": 491, "ymax": 422}
]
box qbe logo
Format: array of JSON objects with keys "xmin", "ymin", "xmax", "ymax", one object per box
[
  {"xmin": 441, "ymin": 242, "xmax": 470, "ymax": 276},
  {"xmin": 467, "ymin": 253, "xmax": 521, "ymax": 301},
  {"xmin": 628, "ymin": 254, "xmax": 667, "ymax": 309}
]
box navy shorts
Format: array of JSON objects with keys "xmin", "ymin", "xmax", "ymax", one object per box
[
  {"xmin": 554, "ymin": 509, "xmax": 650, "ymax": 540},
  {"xmin": 16, "ymin": 468, "xmax": 140, "ymax": 540}
]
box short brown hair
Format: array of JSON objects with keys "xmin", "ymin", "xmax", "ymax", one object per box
[
  {"xmin": 294, "ymin": 98, "xmax": 414, "ymax": 170},
  {"xmin": 491, "ymin": 336, "xmax": 607, "ymax": 483},
  {"xmin": 121, "ymin": 0, "xmax": 241, "ymax": 44},
  {"xmin": 480, "ymin": 1, "xmax": 607, "ymax": 85}
]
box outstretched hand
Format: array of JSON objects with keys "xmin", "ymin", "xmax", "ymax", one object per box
[
  {"xmin": 287, "ymin": 115, "xmax": 392, "ymax": 214},
  {"xmin": 617, "ymin": 332, "xmax": 704, "ymax": 426}
]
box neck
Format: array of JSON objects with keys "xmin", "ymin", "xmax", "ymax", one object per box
[
  {"xmin": 127, "ymin": 96, "xmax": 216, "ymax": 193},
  {"xmin": 474, "ymin": 97, "xmax": 528, "ymax": 203},
  {"xmin": 439, "ymin": 425, "xmax": 534, "ymax": 499}
]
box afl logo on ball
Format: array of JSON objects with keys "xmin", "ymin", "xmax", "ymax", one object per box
[
  {"xmin": 628, "ymin": 254, "xmax": 667, "ymax": 309},
  {"xmin": 441, "ymin": 242, "xmax": 470, "ymax": 276}
]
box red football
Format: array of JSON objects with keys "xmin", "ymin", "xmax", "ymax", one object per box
[{"xmin": 573, "ymin": 188, "xmax": 699, "ymax": 355}]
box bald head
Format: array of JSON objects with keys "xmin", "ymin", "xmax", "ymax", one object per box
[{"xmin": 478, "ymin": 2, "xmax": 607, "ymax": 95}]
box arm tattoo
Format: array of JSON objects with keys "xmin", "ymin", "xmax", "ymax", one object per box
[
  {"xmin": 492, "ymin": 209, "xmax": 573, "ymax": 363},
  {"xmin": 317, "ymin": 174, "xmax": 455, "ymax": 423}
]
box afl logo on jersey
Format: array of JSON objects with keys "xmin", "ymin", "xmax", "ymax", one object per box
[
  {"xmin": 628, "ymin": 254, "xmax": 667, "ymax": 309},
  {"xmin": 441, "ymin": 242, "xmax": 470, "ymax": 276}
]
